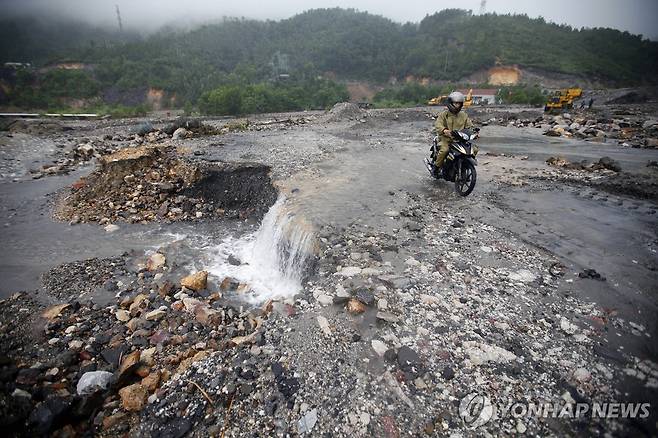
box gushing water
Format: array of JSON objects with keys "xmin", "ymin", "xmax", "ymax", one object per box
[{"xmin": 206, "ymin": 196, "xmax": 316, "ymax": 303}]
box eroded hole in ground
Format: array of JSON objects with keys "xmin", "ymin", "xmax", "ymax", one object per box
[{"xmin": 54, "ymin": 145, "xmax": 278, "ymax": 224}]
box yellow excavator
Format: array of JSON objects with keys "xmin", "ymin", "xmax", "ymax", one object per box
[
  {"xmin": 544, "ymin": 88, "xmax": 583, "ymax": 111},
  {"xmin": 428, "ymin": 89, "xmax": 473, "ymax": 107}
]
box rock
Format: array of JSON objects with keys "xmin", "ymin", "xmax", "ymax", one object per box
[
  {"xmin": 377, "ymin": 298, "xmax": 388, "ymax": 311},
  {"xmin": 346, "ymin": 299, "xmax": 366, "ymax": 314},
  {"xmin": 41, "ymin": 304, "xmax": 69, "ymax": 321},
  {"xmin": 102, "ymin": 412, "xmax": 128, "ymax": 430},
  {"xmin": 145, "ymin": 308, "xmax": 167, "ymax": 321},
  {"xmin": 397, "ymin": 346, "xmax": 423, "ymax": 377},
  {"xmin": 573, "ymin": 367, "xmax": 592, "ymax": 382},
  {"xmin": 338, "ymin": 266, "xmax": 362, "ymax": 277},
  {"xmin": 317, "ymin": 316, "xmax": 332, "ymax": 336},
  {"xmin": 77, "ymin": 371, "xmax": 114, "ymax": 395},
  {"xmin": 463, "ymin": 342, "xmax": 517, "ymax": 365},
  {"xmin": 560, "ymin": 317, "xmax": 579, "ymax": 335},
  {"xmin": 172, "ymin": 128, "xmax": 188, "ymax": 140},
  {"xmin": 182, "ymin": 297, "xmax": 220, "ymax": 325},
  {"xmin": 298, "ymin": 408, "xmax": 318, "ymax": 434},
  {"xmin": 176, "ymin": 351, "xmax": 209, "ymax": 374},
  {"xmin": 104, "ymin": 224, "xmax": 120, "ymax": 233},
  {"xmin": 508, "ymin": 269, "xmax": 536, "ymax": 283},
  {"xmin": 126, "ymin": 318, "xmax": 146, "ymax": 332},
  {"xmin": 220, "ymin": 277, "xmax": 240, "ymax": 291},
  {"xmin": 316, "ymin": 294, "xmax": 333, "ymax": 306},
  {"xmin": 141, "ymin": 347, "xmax": 157, "ymax": 366},
  {"xmin": 578, "ymin": 268, "xmax": 606, "ymax": 281},
  {"xmin": 406, "ymin": 221, "xmax": 421, "ymax": 231},
  {"xmin": 129, "ymin": 294, "xmax": 149, "ymax": 315},
  {"xmin": 354, "ymin": 288, "xmax": 375, "ymax": 306},
  {"xmin": 12, "ymin": 388, "xmax": 31, "ymax": 399},
  {"xmin": 642, "ymin": 119, "xmax": 658, "ymax": 129},
  {"xmin": 157, "ymin": 418, "xmax": 192, "ymax": 437},
  {"xmin": 596, "ymin": 156, "xmax": 621, "ymax": 172},
  {"xmin": 147, "ymin": 253, "xmax": 166, "ymax": 271},
  {"xmin": 117, "ymin": 350, "xmax": 141, "ymax": 384},
  {"xmin": 227, "ymin": 254, "xmax": 241, "ymax": 266},
  {"xmin": 141, "ymin": 370, "xmax": 161, "ymax": 392},
  {"xmin": 119, "ymin": 383, "xmax": 148, "ymax": 411},
  {"xmin": 101, "ymin": 346, "xmax": 126, "ymax": 368},
  {"xmin": 376, "ymin": 312, "xmax": 399, "ymax": 323},
  {"xmin": 544, "ymin": 128, "xmax": 563, "ymax": 137},
  {"xmin": 441, "ymin": 366, "xmax": 455, "ymax": 380},
  {"xmin": 371, "ymin": 340, "xmax": 388, "ymax": 357},
  {"xmin": 115, "ymin": 310, "xmax": 131, "ymax": 322},
  {"xmin": 180, "ymin": 271, "xmax": 208, "ymax": 291},
  {"xmin": 135, "ymin": 122, "xmax": 154, "ymax": 136},
  {"xmin": 69, "ymin": 340, "xmax": 84, "ymax": 350}
]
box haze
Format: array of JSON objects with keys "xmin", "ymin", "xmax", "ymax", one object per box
[{"xmin": 2, "ymin": 0, "xmax": 657, "ymax": 39}]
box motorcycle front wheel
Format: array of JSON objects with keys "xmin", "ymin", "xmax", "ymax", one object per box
[{"xmin": 455, "ymin": 160, "xmax": 477, "ymax": 196}]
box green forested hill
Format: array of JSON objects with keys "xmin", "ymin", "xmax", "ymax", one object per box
[{"xmin": 1, "ymin": 8, "xmax": 657, "ymax": 110}]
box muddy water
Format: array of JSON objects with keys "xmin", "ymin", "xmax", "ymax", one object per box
[
  {"xmin": 0, "ymin": 167, "xmax": 239, "ymax": 299},
  {"xmin": 282, "ymin": 125, "xmax": 443, "ymax": 228}
]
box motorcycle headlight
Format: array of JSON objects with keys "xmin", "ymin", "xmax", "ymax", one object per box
[{"xmin": 459, "ymin": 132, "xmax": 469, "ymax": 141}]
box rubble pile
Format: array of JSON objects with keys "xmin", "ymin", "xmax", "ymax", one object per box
[
  {"xmin": 0, "ymin": 251, "xmax": 272, "ymax": 436},
  {"xmin": 479, "ymin": 109, "xmax": 658, "ymax": 148},
  {"xmin": 541, "ymin": 112, "xmax": 658, "ymax": 148},
  {"xmin": 546, "ymin": 156, "xmax": 622, "ymax": 172},
  {"xmin": 54, "ymin": 145, "xmax": 277, "ymax": 225},
  {"xmin": 324, "ymin": 102, "xmax": 367, "ymax": 123},
  {"xmin": 161, "ymin": 117, "xmax": 221, "ymax": 139}
]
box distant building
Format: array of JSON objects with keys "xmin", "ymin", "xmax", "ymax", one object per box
[{"xmin": 458, "ymin": 88, "xmax": 499, "ymax": 105}]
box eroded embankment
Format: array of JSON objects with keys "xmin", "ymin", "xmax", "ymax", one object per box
[{"xmin": 54, "ymin": 145, "xmax": 278, "ymax": 224}]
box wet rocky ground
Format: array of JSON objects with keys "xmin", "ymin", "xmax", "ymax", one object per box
[{"xmin": 0, "ymin": 101, "xmax": 657, "ymax": 437}]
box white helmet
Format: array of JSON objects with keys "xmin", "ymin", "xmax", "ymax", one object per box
[{"xmin": 447, "ymin": 91, "xmax": 465, "ymax": 114}]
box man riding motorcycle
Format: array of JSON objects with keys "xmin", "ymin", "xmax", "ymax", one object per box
[{"xmin": 433, "ymin": 91, "xmax": 478, "ymax": 176}]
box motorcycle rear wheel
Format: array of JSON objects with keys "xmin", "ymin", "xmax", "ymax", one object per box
[{"xmin": 455, "ymin": 160, "xmax": 476, "ymax": 196}]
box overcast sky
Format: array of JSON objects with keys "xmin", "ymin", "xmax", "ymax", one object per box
[{"xmin": 3, "ymin": 0, "xmax": 657, "ymax": 39}]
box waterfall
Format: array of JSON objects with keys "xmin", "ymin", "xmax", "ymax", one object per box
[{"xmin": 206, "ymin": 196, "xmax": 317, "ymax": 303}]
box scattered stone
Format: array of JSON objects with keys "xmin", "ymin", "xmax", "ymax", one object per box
[
  {"xmin": 77, "ymin": 371, "xmax": 114, "ymax": 395},
  {"xmin": 560, "ymin": 318, "xmax": 579, "ymax": 335},
  {"xmin": 376, "ymin": 311, "xmax": 399, "ymax": 323},
  {"xmin": 180, "ymin": 271, "xmax": 208, "ymax": 291},
  {"xmin": 346, "ymin": 299, "xmax": 366, "ymax": 314},
  {"xmin": 578, "ymin": 268, "xmax": 606, "ymax": 281},
  {"xmin": 119, "ymin": 383, "xmax": 148, "ymax": 411},
  {"xmin": 147, "ymin": 253, "xmax": 166, "ymax": 271},
  {"xmin": 508, "ymin": 269, "xmax": 536, "ymax": 283},
  {"xmin": 104, "ymin": 224, "xmax": 120, "ymax": 233},
  {"xmin": 298, "ymin": 408, "xmax": 318, "ymax": 434},
  {"xmin": 371, "ymin": 340, "xmax": 388, "ymax": 357},
  {"xmin": 463, "ymin": 342, "xmax": 517, "ymax": 365},
  {"xmin": 317, "ymin": 316, "xmax": 332, "ymax": 336}
]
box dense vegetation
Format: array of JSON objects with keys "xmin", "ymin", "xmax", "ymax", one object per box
[
  {"xmin": 372, "ymin": 83, "xmax": 547, "ymax": 108},
  {"xmin": 1, "ymin": 8, "xmax": 656, "ymax": 113},
  {"xmin": 198, "ymin": 79, "xmax": 349, "ymax": 115}
]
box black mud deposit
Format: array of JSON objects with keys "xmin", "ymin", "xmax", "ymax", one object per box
[{"xmin": 184, "ymin": 161, "xmax": 278, "ymax": 220}]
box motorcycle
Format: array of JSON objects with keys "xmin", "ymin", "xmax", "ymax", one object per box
[{"xmin": 424, "ymin": 128, "xmax": 479, "ymax": 196}]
